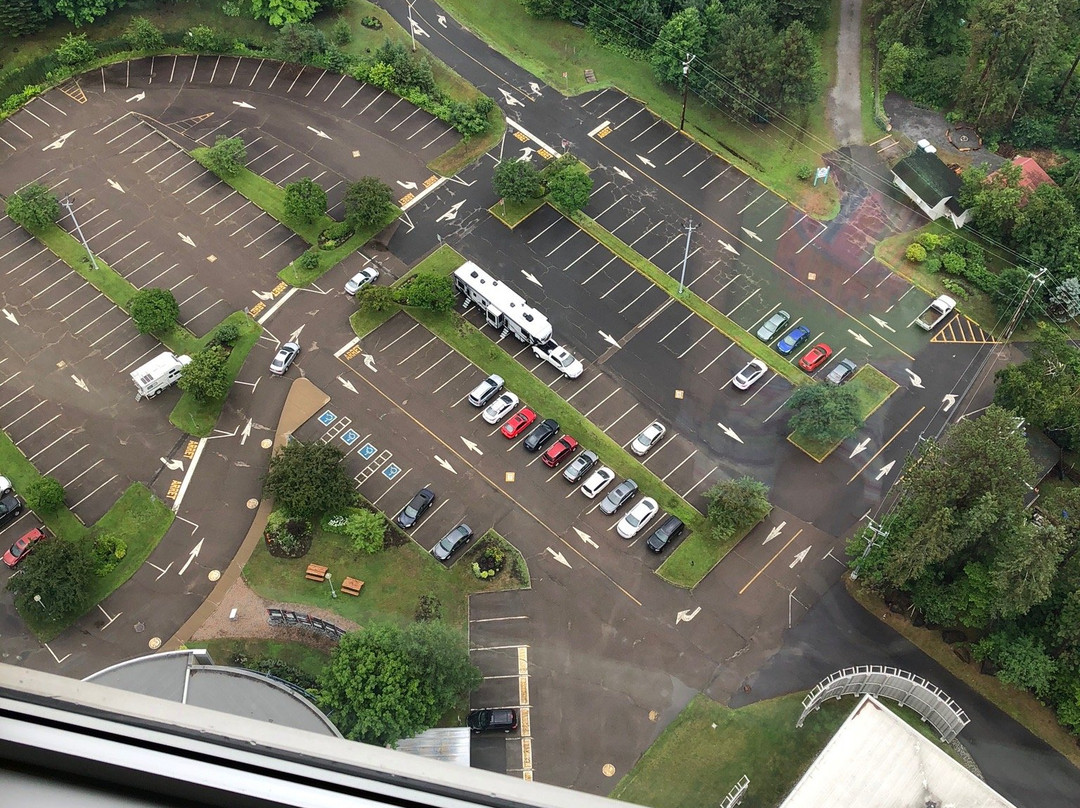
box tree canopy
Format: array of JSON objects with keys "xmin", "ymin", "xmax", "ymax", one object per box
[
  {"xmin": 344, "ymin": 176, "xmax": 394, "ymax": 229},
  {"xmin": 263, "ymin": 440, "xmax": 355, "ymax": 520},
  {"xmin": 203, "ymin": 136, "xmax": 247, "ymax": 178},
  {"xmin": 178, "ymin": 345, "xmax": 230, "ymax": 403},
  {"xmin": 283, "ymin": 177, "xmax": 328, "ymax": 224},
  {"xmin": 492, "ymin": 160, "xmax": 543, "ymax": 204},
  {"xmin": 129, "ymin": 288, "xmax": 179, "ymax": 335},
  {"xmin": 5, "ymin": 183, "xmax": 61, "ymax": 233},
  {"xmin": 7, "ymin": 538, "xmax": 94, "ymax": 619},
  {"xmin": 787, "ymin": 383, "xmax": 863, "ymax": 443}
]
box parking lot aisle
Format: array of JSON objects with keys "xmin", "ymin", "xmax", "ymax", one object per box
[{"xmin": 469, "ymin": 642, "xmax": 534, "ymax": 780}]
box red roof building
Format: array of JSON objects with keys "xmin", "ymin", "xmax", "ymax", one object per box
[{"xmin": 1011, "ymin": 156, "xmax": 1055, "ymax": 199}]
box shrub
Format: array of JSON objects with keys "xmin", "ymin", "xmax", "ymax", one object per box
[
  {"xmin": 344, "ymin": 176, "xmax": 394, "ymax": 229},
  {"xmin": 212, "ymin": 323, "xmax": 241, "ymax": 347},
  {"xmin": 91, "ymin": 534, "xmax": 127, "ymax": 577},
  {"xmin": 471, "ymin": 539, "xmax": 505, "ymax": 579},
  {"xmin": 4, "ymin": 182, "xmax": 60, "ymax": 233},
  {"xmin": 129, "ymin": 288, "xmax": 180, "ymax": 334},
  {"xmin": 357, "ymin": 285, "xmax": 399, "ymax": 312},
  {"xmin": 940, "ymin": 278, "xmax": 970, "ymax": 299},
  {"xmin": 399, "ymin": 272, "xmax": 455, "ymax": 311},
  {"xmin": 319, "ymin": 220, "xmax": 353, "ymax": 248},
  {"xmin": 916, "ymin": 232, "xmax": 943, "ymax": 250},
  {"xmin": 230, "ymin": 652, "xmax": 318, "ymax": 689},
  {"xmin": 940, "ymin": 251, "xmax": 965, "ymax": 275},
  {"xmin": 298, "ymin": 250, "xmax": 320, "ymax": 272},
  {"xmin": 263, "ymin": 510, "xmax": 313, "ymax": 557},
  {"xmin": 203, "ymin": 136, "xmax": 247, "ymax": 178},
  {"xmin": 360, "ymin": 15, "xmax": 382, "ymax": 29},
  {"xmin": 342, "ymin": 509, "xmax": 386, "ymax": 554},
  {"xmin": 924, "ymin": 256, "xmax": 941, "ymax": 274},
  {"xmin": 796, "ymin": 163, "xmax": 815, "ymax": 181},
  {"xmin": 415, "ymin": 594, "xmax": 442, "ymax": 622},
  {"xmin": 331, "ymin": 19, "xmax": 352, "ymax": 46},
  {"xmin": 124, "ymin": 17, "xmax": 165, "ymax": 52},
  {"xmin": 905, "ymin": 243, "xmax": 927, "ymax": 263},
  {"xmin": 24, "ymin": 476, "xmax": 65, "ymax": 514},
  {"xmin": 187, "ymin": 26, "xmax": 222, "ymax": 53},
  {"xmin": 56, "ymin": 33, "xmax": 95, "ymax": 67}
]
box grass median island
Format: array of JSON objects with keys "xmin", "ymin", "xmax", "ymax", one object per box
[
  {"xmin": 279, "ymin": 206, "xmax": 401, "ymax": 286},
  {"xmin": 490, "ymin": 196, "xmax": 546, "ymax": 228},
  {"xmin": 788, "ymin": 366, "xmax": 900, "ymax": 461},
  {"xmin": 657, "ymin": 517, "xmax": 764, "ymax": 590},
  {"xmin": 566, "ymin": 208, "xmax": 807, "ymax": 387}
]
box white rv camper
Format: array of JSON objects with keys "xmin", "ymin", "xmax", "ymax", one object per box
[
  {"xmin": 452, "ymin": 261, "xmax": 552, "ymax": 344},
  {"xmin": 130, "ymin": 351, "xmax": 191, "ymax": 400}
]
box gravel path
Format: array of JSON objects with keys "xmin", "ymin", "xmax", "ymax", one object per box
[{"xmin": 828, "ymin": 0, "xmax": 864, "ymax": 146}]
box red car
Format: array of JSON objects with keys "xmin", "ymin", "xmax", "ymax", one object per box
[
  {"xmin": 501, "ymin": 407, "xmax": 537, "ymax": 439},
  {"xmin": 798, "ymin": 343, "xmax": 832, "ymax": 372},
  {"xmin": 542, "ymin": 435, "xmax": 579, "ymax": 468},
  {"xmin": 3, "ymin": 527, "xmax": 46, "ymax": 568}
]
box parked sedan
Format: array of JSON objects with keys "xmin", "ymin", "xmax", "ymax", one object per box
[
  {"xmin": 467, "ymin": 708, "xmax": 518, "ymax": 733},
  {"xmin": 523, "ymin": 418, "xmax": 560, "ymax": 452},
  {"xmin": 630, "ymin": 421, "xmax": 666, "ymax": 456},
  {"xmin": 344, "ymin": 266, "xmax": 379, "ymax": 295},
  {"xmin": 580, "ymin": 466, "xmax": 615, "ymax": 498},
  {"xmin": 616, "ymin": 497, "xmax": 659, "ymax": 539},
  {"xmin": 599, "ymin": 479, "xmax": 639, "ymax": 515},
  {"xmin": 269, "ymin": 342, "xmax": 300, "ymax": 375},
  {"xmin": 798, "ymin": 343, "xmax": 833, "ymax": 372},
  {"xmin": 0, "ymin": 475, "xmax": 13, "ymax": 495},
  {"xmin": 776, "ymin": 325, "xmax": 811, "ymax": 355},
  {"xmin": 646, "ymin": 516, "xmax": 685, "ymax": 553},
  {"xmin": 542, "ymin": 436, "xmax": 578, "ymax": 468},
  {"xmin": 2, "ymin": 527, "xmax": 46, "ymax": 568},
  {"xmin": 562, "ymin": 450, "xmax": 598, "ymax": 484},
  {"xmin": 0, "ymin": 491, "xmax": 23, "ymax": 530},
  {"xmin": 482, "ymin": 391, "xmax": 519, "ymax": 425},
  {"xmin": 756, "ymin": 310, "xmax": 790, "ymax": 342},
  {"xmin": 826, "ymin": 358, "xmax": 857, "ymax": 385},
  {"xmin": 394, "ymin": 487, "xmax": 435, "ymax": 529},
  {"xmin": 432, "ymin": 523, "xmax": 473, "ymax": 561},
  {"xmin": 731, "ymin": 359, "xmax": 768, "ymax": 390},
  {"xmin": 501, "ymin": 407, "xmax": 537, "ymax": 439}
]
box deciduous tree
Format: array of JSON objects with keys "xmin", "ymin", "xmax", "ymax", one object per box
[
  {"xmin": 129, "ymin": 288, "xmax": 179, "ymax": 335},
  {"xmin": 283, "ymin": 177, "xmax": 328, "ymax": 224},
  {"xmin": 6, "ymin": 538, "xmax": 94, "ymax": 618},
  {"xmin": 203, "ymin": 136, "xmax": 247, "ymax": 178},
  {"xmin": 24, "ymin": 476, "xmax": 65, "ymax": 514},
  {"xmin": 492, "ymin": 160, "xmax": 543, "ymax": 204},
  {"xmin": 251, "ymin": 0, "xmax": 317, "ymax": 28},
  {"xmin": 178, "ymin": 345, "xmax": 230, "ymax": 403},
  {"xmin": 4, "ymin": 183, "xmax": 60, "ymax": 233},
  {"xmin": 263, "ymin": 441, "xmax": 355, "ymax": 520},
  {"xmin": 787, "ymin": 383, "xmax": 863, "ymax": 443},
  {"xmin": 344, "ymin": 176, "xmax": 394, "ymax": 229},
  {"xmin": 399, "ymin": 272, "xmax": 455, "ymax": 312}
]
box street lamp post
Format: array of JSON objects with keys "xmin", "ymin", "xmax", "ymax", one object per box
[
  {"xmin": 679, "ymin": 53, "xmax": 696, "ymax": 131},
  {"xmin": 33, "ymin": 594, "xmax": 46, "ymax": 611},
  {"xmin": 325, "ymin": 572, "xmax": 337, "ymax": 599},
  {"xmin": 407, "ymin": 3, "xmax": 417, "ymax": 52},
  {"xmin": 677, "ymin": 219, "xmax": 696, "ymax": 295}
]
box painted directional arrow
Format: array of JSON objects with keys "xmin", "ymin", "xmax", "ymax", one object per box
[
  {"xmin": 2, "ymin": 309, "xmax": 17, "ymax": 326},
  {"xmin": 572, "ymin": 527, "xmax": 598, "ymax": 548},
  {"xmin": 107, "ymin": 179, "xmax": 125, "ymax": 193},
  {"xmin": 461, "ymin": 437, "xmax": 483, "ymax": 455},
  {"xmin": 847, "ymin": 329, "xmax": 872, "ymax": 347},
  {"xmin": 363, "ymin": 353, "xmax": 377, "ymax": 372},
  {"xmin": 870, "ymin": 314, "xmax": 895, "ymax": 332},
  {"xmin": 336, "ymin": 375, "xmax": 357, "ymax": 393},
  {"xmin": 306, "ymin": 126, "xmax": 331, "ymax": 140},
  {"xmin": 178, "ymin": 233, "xmax": 196, "ymax": 247},
  {"xmin": 849, "ymin": 437, "xmax": 871, "ymax": 458},
  {"xmin": 240, "ymin": 418, "xmax": 252, "ymax": 446},
  {"xmin": 232, "ymin": 100, "xmax": 255, "ymax": 109},
  {"xmin": 178, "ymin": 538, "xmax": 203, "ymax": 576},
  {"xmin": 70, "ymin": 375, "xmax": 88, "ymax": 391},
  {"xmin": 546, "ymin": 547, "xmax": 571, "ymax": 568},
  {"xmin": 498, "ymin": 88, "xmax": 524, "ymax": 108},
  {"xmin": 718, "ymin": 239, "xmax": 739, "ymax": 255},
  {"xmin": 528, "ymin": 82, "xmax": 543, "ymax": 96},
  {"xmin": 436, "ymin": 14, "xmax": 447, "ymax": 27},
  {"xmin": 434, "ymin": 455, "xmax": 457, "ymax": 474},
  {"xmin": 126, "ymin": 91, "xmax": 145, "ymax": 103},
  {"xmin": 521, "ymin": 270, "xmax": 542, "ymax": 287},
  {"xmin": 676, "ymin": 606, "xmax": 702, "ymax": 624},
  {"xmin": 875, "ymin": 460, "xmax": 896, "ymax": 481},
  {"xmin": 636, "ymin": 154, "xmax": 656, "ymax": 168},
  {"xmin": 905, "ymin": 368, "xmax": 924, "ymax": 389},
  {"xmin": 599, "ymin": 330, "xmax": 621, "ymax": 348},
  {"xmin": 160, "ymin": 457, "xmax": 184, "ymax": 471},
  {"xmin": 742, "ymin": 227, "xmax": 762, "ymax": 242},
  {"xmin": 252, "ymin": 290, "xmax": 275, "ymax": 301},
  {"xmin": 613, "ymin": 166, "xmax": 633, "ymax": 181},
  {"xmin": 762, "ymin": 520, "xmax": 787, "ymax": 545},
  {"xmin": 437, "ymin": 200, "xmax": 464, "ymax": 222},
  {"xmin": 42, "ymin": 130, "xmax": 75, "ymax": 151},
  {"xmin": 716, "ymin": 422, "xmax": 744, "ymax": 444},
  {"xmin": 410, "ymin": 20, "xmax": 430, "ymax": 38},
  {"xmin": 396, "ymin": 180, "xmax": 418, "ymax": 190},
  {"xmin": 942, "ymin": 393, "xmax": 957, "ymax": 412},
  {"xmin": 517, "ymin": 146, "xmax": 536, "ymax": 162},
  {"xmin": 789, "ymin": 546, "xmax": 811, "ymax": 568},
  {"xmin": 288, "ymin": 325, "xmax": 305, "ymax": 344}
]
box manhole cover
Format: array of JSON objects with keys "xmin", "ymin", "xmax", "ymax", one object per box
[
  {"xmin": 602, "ymin": 764, "xmax": 616, "ymax": 777},
  {"xmin": 148, "ymin": 637, "xmax": 162, "ymax": 650},
  {"xmin": 208, "ymin": 569, "xmax": 221, "ymax": 582},
  {"xmin": 134, "ymin": 621, "xmax": 145, "ymax": 633},
  {"xmin": 247, "ymin": 498, "xmax": 259, "ymax": 509},
  {"xmin": 261, "ymin": 439, "xmax": 273, "ymax": 449}
]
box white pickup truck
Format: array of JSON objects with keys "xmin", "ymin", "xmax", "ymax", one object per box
[
  {"xmin": 531, "ymin": 339, "xmax": 583, "ymax": 378},
  {"xmin": 914, "ymin": 294, "xmax": 956, "ymax": 331}
]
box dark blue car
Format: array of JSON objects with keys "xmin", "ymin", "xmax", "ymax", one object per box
[{"xmin": 776, "ymin": 325, "xmax": 811, "ymax": 355}]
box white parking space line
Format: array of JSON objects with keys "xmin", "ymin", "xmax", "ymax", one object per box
[
  {"xmin": 432, "ymin": 364, "xmax": 470, "ymax": 395},
  {"xmin": 737, "ymin": 190, "xmax": 769, "ymax": 216},
  {"xmin": 661, "ymin": 450, "xmax": 697, "ymax": 482},
  {"xmin": 18, "ymin": 412, "xmax": 61, "ymax": 443},
  {"xmin": 676, "ymin": 329, "xmax": 713, "ymax": 360},
  {"xmin": 564, "ymin": 374, "xmax": 600, "ymax": 402},
  {"xmin": 70, "ymin": 474, "xmax": 119, "ymax": 511},
  {"xmin": 664, "ymin": 142, "xmax": 694, "ymax": 165},
  {"xmin": 606, "ymin": 403, "xmax": 637, "ymax": 431},
  {"xmin": 411, "ymin": 499, "xmax": 451, "ymax": 541},
  {"xmin": 719, "ymin": 177, "xmax": 749, "ymax": 202},
  {"xmin": 259, "ymin": 233, "xmax": 296, "ymax": 260},
  {"xmin": 597, "ymin": 95, "xmax": 629, "ymax": 119},
  {"xmin": 726, "ymin": 288, "xmax": 760, "ymax": 317},
  {"xmin": 323, "ymin": 73, "xmax": 347, "ymax": 101},
  {"xmin": 583, "ymin": 389, "xmax": 619, "ymax": 417},
  {"xmin": 682, "ymin": 156, "xmax": 708, "ymax": 177},
  {"xmin": 28, "ymin": 428, "xmax": 76, "ymax": 462},
  {"xmin": 686, "ymin": 257, "xmax": 722, "ymax": 291},
  {"xmin": 372, "ymin": 467, "xmax": 411, "ymax": 505},
  {"xmin": 74, "ymin": 306, "xmax": 116, "ymax": 335},
  {"xmin": 379, "ymin": 322, "xmax": 420, "ymax": 353},
  {"xmin": 701, "ymin": 169, "xmax": 728, "ymax": 190},
  {"xmin": 659, "ymin": 312, "xmax": 694, "ymax": 343},
  {"xmin": 739, "ymin": 374, "xmax": 776, "ymax": 406},
  {"xmin": 697, "ymin": 342, "xmax": 734, "ymax": 375},
  {"xmin": 682, "ymin": 466, "xmax": 718, "ymax": 500},
  {"xmin": 359, "ymin": 90, "xmax": 387, "ymax": 115},
  {"xmin": 414, "ymin": 350, "xmax": 454, "ymax": 380},
  {"xmin": 563, "ymin": 242, "xmax": 600, "ymax": 272},
  {"xmin": 61, "ymin": 291, "xmax": 105, "ymax": 322},
  {"xmin": 705, "ymin": 273, "xmax": 742, "ymax": 304},
  {"xmin": 795, "ymin": 227, "xmax": 827, "ymax": 254},
  {"xmin": 392, "ymin": 107, "xmax": 422, "ymax": 131},
  {"xmin": 607, "ymin": 207, "xmax": 644, "ymax": 235},
  {"xmin": 0, "ymin": 386, "xmax": 35, "ymax": 411},
  {"xmin": 646, "ymin": 129, "xmax": 678, "ymax": 154},
  {"xmin": 545, "ymin": 229, "xmax": 581, "ymax": 258},
  {"xmin": 778, "ymin": 213, "xmax": 809, "ymax": 240},
  {"xmin": 640, "ymin": 434, "xmax": 677, "ymax": 466},
  {"xmin": 617, "ymin": 280, "xmax": 659, "ymax": 314},
  {"xmin": 630, "ymin": 119, "xmax": 662, "ymax": 142},
  {"xmin": 43, "ymin": 444, "xmax": 89, "ymax": 477},
  {"xmin": 341, "ymin": 84, "xmax": 365, "ymax": 107},
  {"xmin": 599, "ymin": 269, "xmax": 635, "ymax": 300},
  {"xmin": 628, "ymin": 221, "xmax": 663, "ymax": 248},
  {"xmin": 184, "ymin": 299, "xmax": 225, "ymax": 327},
  {"xmin": 756, "ymin": 203, "xmax": 787, "ymax": 228},
  {"xmin": 526, "ymin": 217, "xmax": 562, "ymax": 244},
  {"xmin": 406, "ymin": 117, "xmax": 438, "ymax": 141},
  {"xmin": 582, "ymin": 254, "xmax": 620, "ymax": 285}
]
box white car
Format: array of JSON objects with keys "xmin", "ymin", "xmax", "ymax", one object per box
[
  {"xmin": 345, "ymin": 266, "xmax": 379, "ymax": 295},
  {"xmin": 0, "ymin": 476, "xmax": 11, "ymax": 496},
  {"xmin": 482, "ymin": 391, "xmax": 519, "ymax": 424},
  {"xmin": 630, "ymin": 421, "xmax": 666, "ymax": 456},
  {"xmin": 617, "ymin": 497, "xmax": 659, "ymax": 539},
  {"xmin": 731, "ymin": 359, "xmax": 768, "ymax": 390},
  {"xmin": 269, "ymin": 342, "xmax": 300, "ymax": 375},
  {"xmin": 580, "ymin": 466, "xmax": 615, "ymax": 498}
]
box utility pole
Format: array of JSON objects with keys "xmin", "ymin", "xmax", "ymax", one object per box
[
  {"xmin": 850, "ymin": 519, "xmax": 889, "ymax": 581},
  {"xmin": 407, "ymin": 3, "xmax": 417, "ymax": 52},
  {"xmin": 679, "ymin": 53, "xmax": 696, "ymax": 131},
  {"xmin": 678, "ymin": 219, "xmax": 696, "ymax": 295},
  {"xmin": 61, "ymin": 197, "xmax": 99, "ymax": 272},
  {"xmin": 1001, "ymin": 267, "xmax": 1047, "ymax": 343}
]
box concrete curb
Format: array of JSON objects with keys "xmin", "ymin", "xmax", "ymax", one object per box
[{"xmin": 164, "ymin": 377, "xmax": 331, "ymax": 651}]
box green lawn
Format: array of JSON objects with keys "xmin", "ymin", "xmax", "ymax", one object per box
[
  {"xmin": 198, "ymin": 637, "xmax": 331, "ymax": 680},
  {"xmin": 279, "ymin": 206, "xmax": 401, "ymax": 286},
  {"xmin": 490, "ymin": 196, "xmax": 546, "ymax": 228},
  {"xmin": 610, "ymin": 693, "xmax": 850, "ymax": 808},
  {"xmin": 789, "ymin": 366, "xmax": 900, "ymax": 460},
  {"xmin": 656, "ymin": 517, "xmax": 764, "ymax": 590}
]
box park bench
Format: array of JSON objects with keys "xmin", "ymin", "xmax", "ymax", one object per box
[
  {"xmin": 305, "ymin": 563, "xmax": 328, "ymax": 582},
  {"xmin": 341, "ymin": 577, "xmax": 364, "ymax": 597}
]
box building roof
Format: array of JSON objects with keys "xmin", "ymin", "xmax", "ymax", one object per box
[
  {"xmin": 893, "ymin": 148, "xmax": 963, "ymax": 207},
  {"xmin": 1012, "ymin": 156, "xmax": 1055, "ymax": 196},
  {"xmin": 397, "ymin": 727, "xmax": 472, "ymax": 767},
  {"xmin": 780, "ymin": 695, "xmax": 1016, "ymax": 808}
]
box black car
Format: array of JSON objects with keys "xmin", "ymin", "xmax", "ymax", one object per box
[
  {"xmin": 562, "ymin": 449, "xmax": 598, "ymax": 483},
  {"xmin": 599, "ymin": 479, "xmax": 638, "ymax": 515},
  {"xmin": 433, "ymin": 523, "xmax": 472, "ymax": 561},
  {"xmin": 645, "ymin": 515, "xmax": 685, "ymax": 553},
  {"xmin": 523, "ymin": 418, "xmax": 560, "ymax": 452},
  {"xmin": 467, "ymin": 708, "xmax": 518, "ymax": 733},
  {"xmin": 0, "ymin": 491, "xmax": 23, "ymax": 529},
  {"xmin": 395, "ymin": 487, "xmax": 435, "ymax": 529}
]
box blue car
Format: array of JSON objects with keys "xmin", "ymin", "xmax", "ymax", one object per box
[{"xmin": 776, "ymin": 325, "xmax": 811, "ymax": 355}]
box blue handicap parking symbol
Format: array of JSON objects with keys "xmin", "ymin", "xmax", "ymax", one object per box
[
  {"xmin": 383, "ymin": 464, "xmax": 401, "ymax": 480},
  {"xmin": 358, "ymin": 442, "xmax": 376, "ymax": 460},
  {"xmin": 341, "ymin": 429, "xmax": 360, "ymax": 446},
  {"xmin": 318, "ymin": 410, "xmax": 336, "ymax": 426}
]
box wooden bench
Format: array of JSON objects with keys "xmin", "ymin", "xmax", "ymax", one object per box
[
  {"xmin": 305, "ymin": 563, "xmax": 328, "ymax": 582},
  {"xmin": 341, "ymin": 577, "xmax": 364, "ymax": 596}
]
